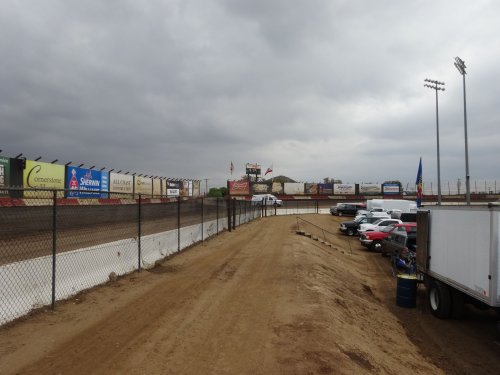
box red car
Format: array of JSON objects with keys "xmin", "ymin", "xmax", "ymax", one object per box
[{"xmin": 359, "ymin": 222, "xmax": 416, "ymax": 252}]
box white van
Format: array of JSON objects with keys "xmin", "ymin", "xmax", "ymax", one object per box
[{"xmin": 251, "ymin": 194, "xmax": 283, "ymax": 206}]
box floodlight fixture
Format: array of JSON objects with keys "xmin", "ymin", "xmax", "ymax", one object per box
[
  {"xmin": 78, "ymin": 164, "xmax": 84, "ymax": 168},
  {"xmin": 100, "ymin": 167, "xmax": 106, "ymax": 171},
  {"xmin": 65, "ymin": 161, "xmax": 72, "ymax": 166},
  {"xmin": 15, "ymin": 153, "xmax": 23, "ymax": 159},
  {"xmin": 51, "ymin": 159, "xmax": 58, "ymax": 164},
  {"xmin": 35, "ymin": 156, "xmax": 42, "ymax": 161}
]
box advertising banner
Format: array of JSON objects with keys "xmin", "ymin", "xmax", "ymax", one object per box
[
  {"xmin": 246, "ymin": 163, "xmax": 261, "ymax": 175},
  {"xmin": 109, "ymin": 172, "xmax": 134, "ymax": 195},
  {"xmin": 318, "ymin": 183, "xmax": 333, "ymax": 195},
  {"xmin": 229, "ymin": 180, "xmax": 250, "ymax": 195},
  {"xmin": 188, "ymin": 180, "xmax": 193, "ymax": 197},
  {"xmin": 135, "ymin": 176, "xmax": 153, "ymax": 196},
  {"xmin": 180, "ymin": 181, "xmax": 190, "ymax": 197},
  {"xmin": 0, "ymin": 156, "xmax": 10, "ymax": 189},
  {"xmin": 166, "ymin": 180, "xmax": 180, "ymax": 197},
  {"xmin": 305, "ymin": 183, "xmax": 318, "ymax": 195},
  {"xmin": 271, "ymin": 182, "xmax": 283, "ymax": 194},
  {"xmin": 193, "ymin": 180, "xmax": 201, "ymax": 197},
  {"xmin": 153, "ymin": 178, "xmax": 162, "ymax": 197},
  {"xmin": 167, "ymin": 189, "xmax": 180, "ymax": 197},
  {"xmin": 66, "ymin": 167, "xmax": 108, "ymax": 198},
  {"xmin": 252, "ymin": 183, "xmax": 269, "ymax": 193},
  {"xmin": 23, "ymin": 160, "xmax": 65, "ymax": 197},
  {"xmin": 383, "ymin": 183, "xmax": 401, "ymax": 195},
  {"xmin": 359, "ymin": 184, "xmax": 381, "ymax": 195},
  {"xmin": 161, "ymin": 179, "xmax": 167, "ymax": 196},
  {"xmin": 284, "ymin": 182, "xmax": 305, "ymax": 195},
  {"xmin": 333, "ymin": 184, "xmax": 355, "ymax": 195}
]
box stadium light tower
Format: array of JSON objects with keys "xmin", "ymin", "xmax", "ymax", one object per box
[
  {"xmin": 424, "ymin": 78, "xmax": 445, "ymax": 205},
  {"xmin": 454, "ymin": 56, "xmax": 471, "ymax": 205}
]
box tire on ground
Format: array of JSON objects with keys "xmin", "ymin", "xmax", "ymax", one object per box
[
  {"xmin": 347, "ymin": 228, "xmax": 355, "ymax": 236},
  {"xmin": 428, "ymin": 280, "xmax": 452, "ymax": 319}
]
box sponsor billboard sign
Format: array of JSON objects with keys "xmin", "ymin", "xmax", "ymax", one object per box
[
  {"xmin": 252, "ymin": 183, "xmax": 269, "ymax": 193},
  {"xmin": 305, "ymin": 183, "xmax": 318, "ymax": 195},
  {"xmin": 161, "ymin": 179, "xmax": 167, "ymax": 196},
  {"xmin": 246, "ymin": 163, "xmax": 261, "ymax": 175},
  {"xmin": 66, "ymin": 167, "xmax": 108, "ymax": 197},
  {"xmin": 0, "ymin": 156, "xmax": 10, "ymax": 189},
  {"xmin": 193, "ymin": 180, "xmax": 201, "ymax": 197},
  {"xmin": 23, "ymin": 160, "xmax": 65, "ymax": 196},
  {"xmin": 135, "ymin": 176, "xmax": 153, "ymax": 196},
  {"xmin": 383, "ymin": 183, "xmax": 401, "ymax": 195},
  {"xmin": 109, "ymin": 172, "xmax": 133, "ymax": 194},
  {"xmin": 271, "ymin": 182, "xmax": 283, "ymax": 194},
  {"xmin": 333, "ymin": 184, "xmax": 355, "ymax": 195},
  {"xmin": 229, "ymin": 180, "xmax": 250, "ymax": 195},
  {"xmin": 359, "ymin": 184, "xmax": 381, "ymax": 195},
  {"xmin": 153, "ymin": 178, "xmax": 162, "ymax": 197},
  {"xmin": 167, "ymin": 188, "xmax": 180, "ymax": 197},
  {"xmin": 180, "ymin": 181, "xmax": 190, "ymax": 197},
  {"xmin": 318, "ymin": 183, "xmax": 333, "ymax": 195},
  {"xmin": 284, "ymin": 182, "xmax": 305, "ymax": 195}
]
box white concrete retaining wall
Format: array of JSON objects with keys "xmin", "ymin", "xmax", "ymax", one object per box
[{"xmin": 0, "ymin": 218, "xmax": 230, "ymax": 326}]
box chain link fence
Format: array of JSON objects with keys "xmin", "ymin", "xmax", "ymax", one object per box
[{"xmin": 0, "ymin": 189, "xmax": 260, "ymax": 326}]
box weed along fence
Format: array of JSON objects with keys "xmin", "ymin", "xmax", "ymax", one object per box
[{"xmin": 0, "ymin": 189, "xmax": 260, "ymax": 326}]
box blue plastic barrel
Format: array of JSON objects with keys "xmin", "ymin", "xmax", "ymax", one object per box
[{"xmin": 396, "ymin": 275, "xmax": 417, "ymax": 308}]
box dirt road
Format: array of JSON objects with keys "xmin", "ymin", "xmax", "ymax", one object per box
[{"xmin": 1, "ymin": 215, "xmax": 499, "ymax": 374}]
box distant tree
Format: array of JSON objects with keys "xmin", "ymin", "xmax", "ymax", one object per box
[
  {"xmin": 207, "ymin": 188, "xmax": 223, "ymax": 197},
  {"xmin": 220, "ymin": 187, "xmax": 228, "ymax": 197},
  {"xmin": 263, "ymin": 175, "xmax": 296, "ymax": 183}
]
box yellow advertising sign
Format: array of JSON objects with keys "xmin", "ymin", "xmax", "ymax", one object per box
[{"xmin": 23, "ymin": 160, "xmax": 65, "ymax": 195}]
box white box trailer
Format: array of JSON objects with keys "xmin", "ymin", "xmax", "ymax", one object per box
[
  {"xmin": 416, "ymin": 204, "xmax": 500, "ymax": 337},
  {"xmin": 366, "ymin": 199, "xmax": 417, "ymax": 213}
]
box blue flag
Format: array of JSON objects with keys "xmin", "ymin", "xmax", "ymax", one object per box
[{"xmin": 416, "ymin": 158, "xmax": 423, "ymax": 208}]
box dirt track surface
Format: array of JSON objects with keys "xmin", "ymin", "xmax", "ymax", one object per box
[{"xmin": 1, "ymin": 215, "xmax": 499, "ymax": 374}]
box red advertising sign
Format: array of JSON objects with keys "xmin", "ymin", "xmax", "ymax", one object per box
[{"xmin": 229, "ymin": 180, "xmax": 250, "ymax": 195}]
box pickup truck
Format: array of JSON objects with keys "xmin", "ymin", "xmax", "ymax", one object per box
[
  {"xmin": 339, "ymin": 216, "xmax": 382, "ymax": 236},
  {"xmin": 357, "ymin": 218, "xmax": 402, "ymax": 234},
  {"xmin": 359, "ymin": 222, "xmax": 417, "ymax": 251}
]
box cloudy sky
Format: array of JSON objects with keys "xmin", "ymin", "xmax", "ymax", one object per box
[{"xmin": 1, "ymin": 0, "xmax": 499, "ymax": 190}]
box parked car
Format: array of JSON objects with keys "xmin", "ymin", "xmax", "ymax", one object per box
[
  {"xmin": 359, "ymin": 222, "xmax": 417, "ymax": 251},
  {"xmin": 354, "ymin": 211, "xmax": 391, "ymax": 221},
  {"xmin": 357, "ymin": 218, "xmax": 402, "ymax": 234},
  {"xmin": 330, "ymin": 202, "xmax": 366, "ymax": 216},
  {"xmin": 356, "ymin": 208, "xmax": 388, "ymax": 217},
  {"xmin": 339, "ymin": 215, "xmax": 382, "ymax": 236},
  {"xmin": 251, "ymin": 194, "xmax": 283, "ymax": 206}
]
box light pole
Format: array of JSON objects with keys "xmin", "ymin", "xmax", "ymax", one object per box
[
  {"xmin": 424, "ymin": 78, "xmax": 445, "ymax": 205},
  {"xmin": 454, "ymin": 56, "xmax": 471, "ymax": 205}
]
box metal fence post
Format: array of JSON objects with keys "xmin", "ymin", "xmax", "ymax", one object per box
[
  {"xmin": 51, "ymin": 189, "xmax": 57, "ymax": 310},
  {"xmin": 201, "ymin": 197, "xmax": 204, "ymax": 242},
  {"xmin": 216, "ymin": 197, "xmax": 219, "ymax": 235},
  {"xmin": 138, "ymin": 194, "xmax": 142, "ymax": 271},
  {"xmin": 177, "ymin": 196, "xmax": 181, "ymax": 251},
  {"xmin": 227, "ymin": 196, "xmax": 232, "ymax": 232},
  {"xmin": 232, "ymin": 198, "xmax": 236, "ymax": 230}
]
